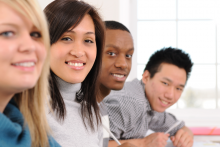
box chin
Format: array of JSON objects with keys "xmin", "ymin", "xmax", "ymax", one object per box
[
  {"xmin": 153, "ymin": 107, "xmax": 166, "ymax": 113},
  {"xmin": 110, "ymin": 84, "xmax": 124, "ymax": 91},
  {"xmin": 15, "ymin": 83, "xmax": 36, "ymax": 92}
]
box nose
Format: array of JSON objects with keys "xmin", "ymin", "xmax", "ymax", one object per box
[
  {"xmin": 164, "ymin": 86, "xmax": 175, "ymax": 100},
  {"xmin": 115, "ymin": 54, "xmax": 128, "ymax": 69},
  {"xmin": 18, "ymin": 33, "xmax": 36, "ymax": 53},
  {"xmin": 69, "ymin": 41, "xmax": 85, "ymax": 58}
]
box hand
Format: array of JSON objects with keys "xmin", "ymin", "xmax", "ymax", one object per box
[
  {"xmin": 118, "ymin": 142, "xmax": 137, "ymax": 147},
  {"xmin": 141, "ymin": 132, "xmax": 170, "ymax": 147},
  {"xmin": 170, "ymin": 129, "xmax": 193, "ymax": 147}
]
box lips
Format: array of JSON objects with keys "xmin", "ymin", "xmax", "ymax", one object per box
[
  {"xmin": 67, "ymin": 62, "xmax": 84, "ymax": 67},
  {"xmin": 159, "ymin": 98, "xmax": 170, "ymax": 106},
  {"xmin": 65, "ymin": 60, "xmax": 86, "ymax": 70},
  {"xmin": 65, "ymin": 60, "xmax": 85, "ymax": 66},
  {"xmin": 12, "ymin": 61, "xmax": 36, "ymax": 67},
  {"xmin": 110, "ymin": 72, "xmax": 127, "ymax": 82},
  {"xmin": 112, "ymin": 73, "xmax": 125, "ymax": 78}
]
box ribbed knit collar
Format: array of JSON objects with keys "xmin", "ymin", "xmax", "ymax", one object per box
[{"xmin": 55, "ymin": 75, "xmax": 81, "ymax": 101}]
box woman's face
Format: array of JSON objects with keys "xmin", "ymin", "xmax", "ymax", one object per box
[
  {"xmin": 50, "ymin": 14, "xmax": 97, "ymax": 84},
  {"xmin": 0, "ymin": 2, "xmax": 47, "ymax": 94}
]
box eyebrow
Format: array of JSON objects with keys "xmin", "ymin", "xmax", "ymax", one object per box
[
  {"xmin": 67, "ymin": 30, "xmax": 95, "ymax": 35},
  {"xmin": 0, "ymin": 23, "xmax": 38, "ymax": 31},
  {"xmin": 106, "ymin": 44, "xmax": 134, "ymax": 51},
  {"xmin": 0, "ymin": 23, "xmax": 17, "ymax": 28},
  {"xmin": 163, "ymin": 77, "xmax": 185, "ymax": 88}
]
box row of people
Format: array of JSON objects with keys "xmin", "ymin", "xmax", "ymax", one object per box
[{"xmin": 0, "ymin": 0, "xmax": 194, "ymax": 146}]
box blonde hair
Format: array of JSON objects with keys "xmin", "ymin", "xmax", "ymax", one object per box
[{"xmin": 0, "ymin": 0, "xmax": 51, "ymax": 146}]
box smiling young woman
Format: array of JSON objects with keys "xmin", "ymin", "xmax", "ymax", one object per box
[
  {"xmin": 44, "ymin": 0, "xmax": 105, "ymax": 146},
  {"xmin": 0, "ymin": 0, "xmax": 60, "ymax": 146}
]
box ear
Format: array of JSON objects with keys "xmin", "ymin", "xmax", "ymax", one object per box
[{"xmin": 142, "ymin": 70, "xmax": 150, "ymax": 85}]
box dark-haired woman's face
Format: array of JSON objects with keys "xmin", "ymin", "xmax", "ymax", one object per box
[{"xmin": 50, "ymin": 14, "xmax": 96, "ymax": 83}]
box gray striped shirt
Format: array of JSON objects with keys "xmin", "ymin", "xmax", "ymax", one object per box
[{"xmin": 103, "ymin": 78, "xmax": 185, "ymax": 140}]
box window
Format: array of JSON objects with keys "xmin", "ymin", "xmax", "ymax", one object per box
[{"xmin": 137, "ymin": 0, "xmax": 220, "ymax": 111}]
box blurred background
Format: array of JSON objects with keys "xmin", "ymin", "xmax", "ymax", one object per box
[{"xmin": 39, "ymin": 0, "xmax": 220, "ymax": 127}]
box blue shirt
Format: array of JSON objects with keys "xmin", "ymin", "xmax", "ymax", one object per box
[{"xmin": 0, "ymin": 100, "xmax": 60, "ymax": 147}]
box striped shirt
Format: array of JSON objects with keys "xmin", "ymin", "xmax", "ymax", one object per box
[{"xmin": 103, "ymin": 78, "xmax": 185, "ymax": 140}]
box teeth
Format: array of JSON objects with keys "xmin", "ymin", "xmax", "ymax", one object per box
[
  {"xmin": 113, "ymin": 74, "xmax": 124, "ymax": 78},
  {"xmin": 161, "ymin": 100, "xmax": 168, "ymax": 105},
  {"xmin": 14, "ymin": 62, "xmax": 35, "ymax": 67},
  {"xmin": 68, "ymin": 62, "xmax": 83, "ymax": 67}
]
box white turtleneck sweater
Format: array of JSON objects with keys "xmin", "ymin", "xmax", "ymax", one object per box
[{"xmin": 47, "ymin": 76, "xmax": 103, "ymax": 147}]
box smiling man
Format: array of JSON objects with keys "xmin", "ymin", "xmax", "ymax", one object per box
[
  {"xmin": 98, "ymin": 21, "xmax": 135, "ymax": 147},
  {"xmin": 103, "ymin": 47, "xmax": 194, "ymax": 147},
  {"xmin": 99, "ymin": 21, "xmax": 134, "ymax": 99}
]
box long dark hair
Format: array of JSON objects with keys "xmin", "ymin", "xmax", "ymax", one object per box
[{"xmin": 44, "ymin": 0, "xmax": 105, "ymax": 130}]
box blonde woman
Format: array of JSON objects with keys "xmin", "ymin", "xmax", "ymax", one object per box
[{"xmin": 0, "ymin": 0, "xmax": 60, "ymax": 146}]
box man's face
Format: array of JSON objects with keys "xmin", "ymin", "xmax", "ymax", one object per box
[
  {"xmin": 142, "ymin": 63, "xmax": 187, "ymax": 112},
  {"xmin": 99, "ymin": 29, "xmax": 134, "ymax": 90}
]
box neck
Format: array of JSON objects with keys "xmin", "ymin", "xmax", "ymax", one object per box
[
  {"xmin": 55, "ymin": 75, "xmax": 81, "ymax": 101},
  {"xmin": 98, "ymin": 84, "xmax": 111, "ymax": 102},
  {"xmin": 0, "ymin": 90, "xmax": 14, "ymax": 113}
]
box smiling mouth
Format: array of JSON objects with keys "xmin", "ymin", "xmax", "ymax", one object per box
[
  {"xmin": 112, "ymin": 73, "xmax": 125, "ymax": 78},
  {"xmin": 159, "ymin": 98, "xmax": 169, "ymax": 105},
  {"xmin": 65, "ymin": 62, "xmax": 85, "ymax": 67},
  {"xmin": 12, "ymin": 62, "xmax": 35, "ymax": 67}
]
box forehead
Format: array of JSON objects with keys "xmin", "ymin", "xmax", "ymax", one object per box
[
  {"xmin": 156, "ymin": 63, "xmax": 187, "ymax": 84},
  {"xmin": 0, "ymin": 2, "xmax": 33, "ymax": 29},
  {"xmin": 71, "ymin": 14, "xmax": 95, "ymax": 32},
  {"xmin": 0, "ymin": 2, "xmax": 17, "ymax": 20},
  {"xmin": 105, "ymin": 29, "xmax": 134, "ymax": 50}
]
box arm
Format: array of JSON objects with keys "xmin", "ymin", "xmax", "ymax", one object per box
[
  {"xmin": 108, "ymin": 132, "xmax": 170, "ymax": 147},
  {"xmin": 170, "ymin": 126, "xmax": 194, "ymax": 147},
  {"xmin": 149, "ymin": 112, "xmax": 185, "ymax": 136},
  {"xmin": 103, "ymin": 94, "xmax": 145, "ymax": 140},
  {"xmin": 108, "ymin": 139, "xmax": 142, "ymax": 147},
  {"xmin": 117, "ymin": 142, "xmax": 137, "ymax": 147}
]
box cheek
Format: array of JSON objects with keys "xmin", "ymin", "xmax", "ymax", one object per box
[
  {"xmin": 173, "ymin": 92, "xmax": 182, "ymax": 103},
  {"xmin": 127, "ymin": 60, "xmax": 132, "ymax": 71},
  {"xmin": 87, "ymin": 47, "xmax": 97, "ymax": 63},
  {"xmin": 102, "ymin": 58, "xmax": 113, "ymax": 70},
  {"xmin": 50, "ymin": 43, "xmax": 68, "ymax": 62},
  {"xmin": 152, "ymin": 82, "xmax": 165, "ymax": 93},
  {"xmin": 150, "ymin": 82, "xmax": 157, "ymax": 93},
  {"xmin": 37, "ymin": 44, "xmax": 47, "ymax": 63},
  {"xmin": 0, "ymin": 41, "xmax": 15, "ymax": 60}
]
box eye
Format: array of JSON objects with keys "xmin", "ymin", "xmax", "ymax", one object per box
[
  {"xmin": 108, "ymin": 52, "xmax": 116, "ymax": 56},
  {"xmin": 162, "ymin": 82, "xmax": 168, "ymax": 86},
  {"xmin": 0, "ymin": 31, "xmax": 14, "ymax": 37},
  {"xmin": 85, "ymin": 39, "xmax": 94, "ymax": 43},
  {"xmin": 126, "ymin": 54, "xmax": 132, "ymax": 58},
  {"xmin": 176, "ymin": 87, "xmax": 183, "ymax": 91},
  {"xmin": 30, "ymin": 32, "xmax": 41, "ymax": 38},
  {"xmin": 61, "ymin": 37, "xmax": 72, "ymax": 41}
]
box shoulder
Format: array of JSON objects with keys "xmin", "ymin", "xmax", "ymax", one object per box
[
  {"xmin": 103, "ymin": 79, "xmax": 146, "ymax": 108},
  {"xmin": 0, "ymin": 100, "xmax": 32, "ymax": 146},
  {"xmin": 48, "ymin": 136, "xmax": 61, "ymax": 147}
]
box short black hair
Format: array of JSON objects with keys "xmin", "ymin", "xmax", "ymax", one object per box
[
  {"xmin": 104, "ymin": 20, "xmax": 130, "ymax": 33},
  {"xmin": 144, "ymin": 47, "xmax": 193, "ymax": 81}
]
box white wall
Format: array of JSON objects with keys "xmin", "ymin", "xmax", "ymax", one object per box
[{"xmin": 38, "ymin": 0, "xmax": 120, "ymax": 21}]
